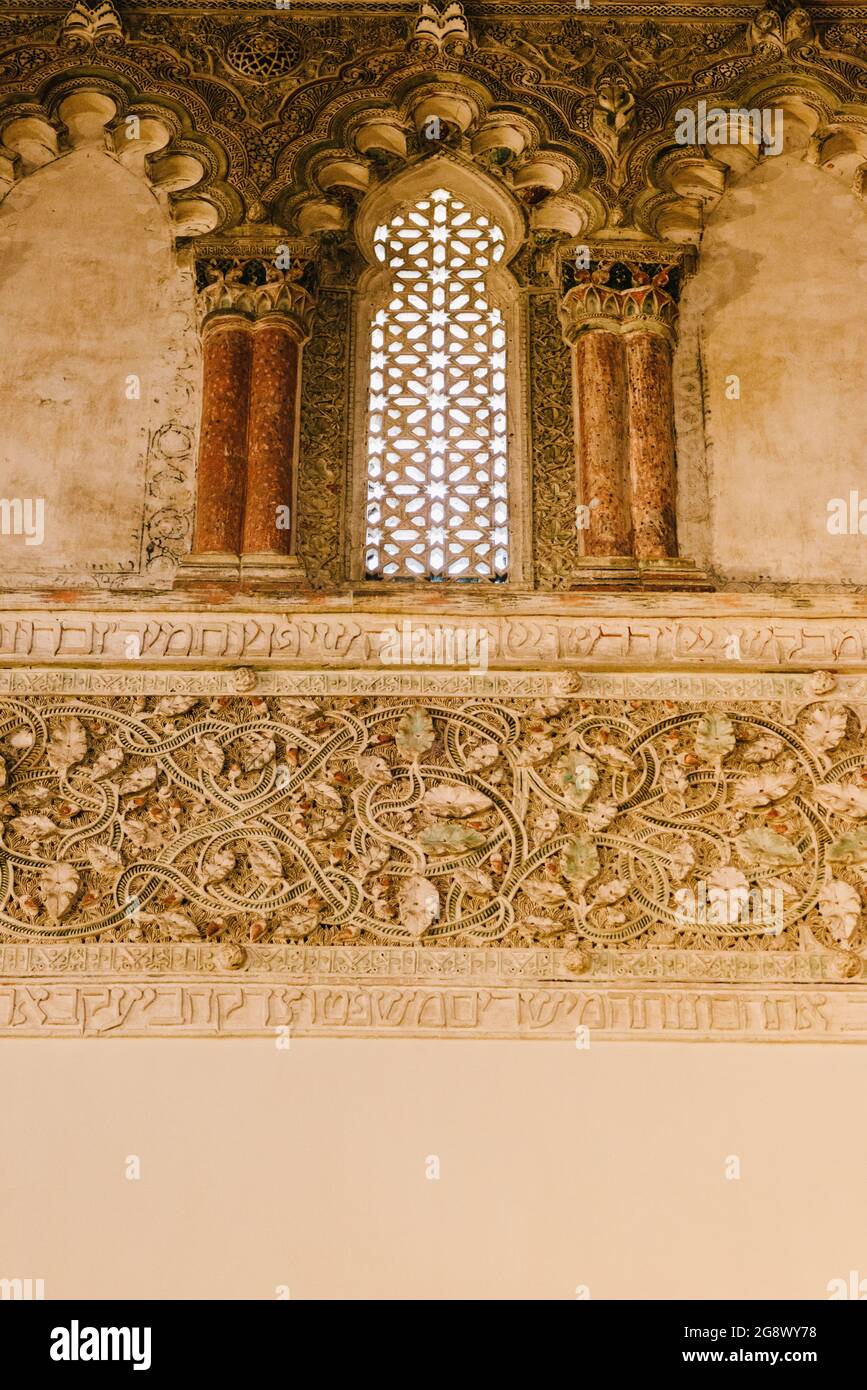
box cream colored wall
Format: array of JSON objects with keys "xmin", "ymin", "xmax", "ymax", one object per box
[
  {"xmin": 1, "ymin": 1039, "xmax": 865, "ymax": 1300},
  {"xmin": 0, "ymin": 146, "xmax": 198, "ymax": 580},
  {"xmin": 675, "ymin": 154, "xmax": 867, "ymax": 585}
]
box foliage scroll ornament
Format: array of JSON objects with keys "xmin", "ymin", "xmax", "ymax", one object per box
[{"xmin": 0, "ymin": 692, "xmax": 865, "ymax": 968}]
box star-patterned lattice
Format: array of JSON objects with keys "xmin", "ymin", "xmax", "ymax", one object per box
[{"xmin": 364, "ymin": 189, "xmax": 509, "ymax": 580}]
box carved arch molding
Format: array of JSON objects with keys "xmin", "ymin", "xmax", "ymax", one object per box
[{"xmin": 2, "ymin": 2, "xmax": 867, "ymax": 1039}]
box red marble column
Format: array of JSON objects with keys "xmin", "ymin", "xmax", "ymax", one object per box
[
  {"xmin": 572, "ymin": 330, "xmax": 633, "ymax": 557},
  {"xmin": 188, "ymin": 315, "xmax": 252, "ymax": 575},
  {"xmin": 625, "ymin": 331, "xmax": 678, "ymax": 560},
  {"xmin": 242, "ymin": 316, "xmax": 304, "ymax": 565}
]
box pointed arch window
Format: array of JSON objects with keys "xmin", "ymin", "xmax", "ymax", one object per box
[{"xmin": 363, "ymin": 188, "xmax": 510, "ymax": 581}]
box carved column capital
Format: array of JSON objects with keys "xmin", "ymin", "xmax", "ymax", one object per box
[
  {"xmin": 194, "ymin": 240, "xmax": 319, "ymax": 340},
  {"xmin": 558, "ymin": 242, "xmax": 695, "ymax": 349}
]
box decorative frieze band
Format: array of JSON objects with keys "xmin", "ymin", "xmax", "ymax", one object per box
[
  {"xmin": 3, "ymin": 610, "xmax": 867, "ymax": 673},
  {"xmin": 0, "ymin": 979, "xmax": 862, "ymax": 1041},
  {"xmin": 2, "ymin": 688, "xmax": 867, "ymax": 1039}
]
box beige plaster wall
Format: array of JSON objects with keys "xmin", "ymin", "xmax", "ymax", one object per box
[
  {"xmin": 0, "ymin": 146, "xmax": 198, "ymax": 582},
  {"xmin": 675, "ymin": 154, "xmax": 867, "ymax": 585},
  {"xmin": 1, "ymin": 1039, "xmax": 865, "ymax": 1300}
]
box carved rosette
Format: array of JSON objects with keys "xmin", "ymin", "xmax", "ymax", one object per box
[{"xmin": 178, "ymin": 243, "xmax": 319, "ymax": 590}]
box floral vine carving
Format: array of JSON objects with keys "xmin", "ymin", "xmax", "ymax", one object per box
[
  {"xmin": 297, "ymin": 289, "xmax": 350, "ymax": 586},
  {"xmin": 1, "ymin": 693, "xmax": 865, "ymax": 961},
  {"xmin": 528, "ymin": 294, "xmax": 581, "ymax": 588}
]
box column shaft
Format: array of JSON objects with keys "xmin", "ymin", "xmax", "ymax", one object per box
[
  {"xmin": 242, "ymin": 317, "xmax": 303, "ymax": 557},
  {"xmin": 573, "ymin": 331, "xmax": 632, "ymax": 557},
  {"xmin": 626, "ymin": 332, "xmax": 678, "ymax": 560},
  {"xmin": 192, "ymin": 318, "xmax": 252, "ymax": 556}
]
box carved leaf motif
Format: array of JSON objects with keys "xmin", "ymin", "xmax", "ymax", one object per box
[
  {"xmin": 47, "ymin": 716, "xmax": 88, "ymax": 772},
  {"xmin": 735, "ymin": 827, "xmax": 802, "ymax": 867},
  {"xmin": 732, "ymin": 768, "xmax": 798, "ymax": 809},
  {"xmin": 585, "ymin": 800, "xmax": 618, "ymax": 832},
  {"xmin": 13, "ymin": 785, "xmax": 50, "ymax": 807},
  {"xmin": 396, "ymin": 707, "xmax": 435, "ymax": 758},
  {"xmin": 803, "ymin": 705, "xmax": 848, "ymax": 754},
  {"xmin": 530, "ymin": 805, "xmax": 560, "ymax": 844},
  {"xmin": 11, "ymin": 814, "xmax": 58, "ymax": 840},
  {"xmin": 558, "ymin": 751, "xmax": 598, "ymax": 809},
  {"xmin": 594, "ymin": 743, "xmax": 636, "ymax": 771},
  {"xmin": 817, "ymin": 879, "xmax": 861, "ymax": 944},
  {"xmin": 122, "ymin": 818, "xmax": 163, "ymax": 850},
  {"xmin": 422, "ymin": 785, "xmax": 493, "ymax": 818},
  {"xmin": 8, "ymin": 728, "xmax": 34, "ymax": 750},
  {"xmin": 827, "ymin": 830, "xmax": 867, "ymax": 865},
  {"xmin": 594, "ymin": 879, "xmax": 628, "ymax": 905},
  {"xmin": 356, "ymin": 843, "xmax": 390, "ymax": 877},
  {"xmin": 418, "ymin": 822, "xmax": 485, "ymax": 855},
  {"xmin": 39, "ymin": 862, "xmax": 79, "ymax": 921},
  {"xmin": 203, "ymin": 846, "xmax": 236, "ymax": 884},
  {"xmin": 669, "ymin": 838, "xmax": 696, "ymax": 882},
  {"xmin": 155, "ymin": 696, "xmax": 199, "ymax": 715},
  {"xmin": 86, "ymin": 842, "xmax": 123, "ymax": 873},
  {"xmin": 0, "ymin": 755, "xmax": 6, "ymax": 789},
  {"xmin": 530, "ymin": 697, "xmax": 571, "ymax": 717},
  {"xmin": 158, "ymin": 910, "xmax": 200, "ymax": 941},
  {"xmin": 516, "ymin": 737, "xmax": 555, "ymax": 766},
  {"xmin": 306, "ymin": 779, "xmax": 343, "ymax": 807},
  {"xmin": 357, "ymin": 754, "xmax": 392, "ymax": 783},
  {"xmin": 247, "ymin": 841, "xmax": 283, "ymax": 884},
  {"xmin": 120, "ymin": 765, "xmax": 157, "ymax": 796},
  {"xmin": 464, "ymin": 742, "xmax": 500, "ymax": 772},
  {"xmin": 89, "ymin": 743, "xmax": 125, "ymax": 781},
  {"xmin": 662, "ymin": 761, "xmax": 689, "ymax": 801},
  {"xmin": 243, "ymin": 736, "xmax": 276, "ymax": 771},
  {"xmin": 707, "ymin": 867, "xmax": 751, "ymax": 924},
  {"xmin": 521, "ymin": 877, "xmax": 568, "ymax": 906},
  {"xmin": 694, "ymin": 713, "xmax": 735, "ymax": 762},
  {"xmin": 815, "ymin": 784, "xmax": 867, "ymax": 819},
  {"xmin": 196, "ymin": 738, "xmax": 225, "ymax": 776},
  {"xmin": 525, "ymin": 914, "xmax": 562, "ymax": 935},
  {"xmin": 453, "ymin": 868, "xmax": 495, "ymax": 897},
  {"xmin": 742, "ymin": 734, "xmax": 785, "ymax": 764},
  {"xmin": 272, "ymin": 911, "xmax": 320, "ymax": 941},
  {"xmin": 559, "ymin": 836, "xmax": 601, "ymax": 889},
  {"xmin": 398, "ymin": 875, "xmax": 440, "ymax": 937}
]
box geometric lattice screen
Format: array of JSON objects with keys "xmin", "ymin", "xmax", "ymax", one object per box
[{"xmin": 364, "ymin": 188, "xmax": 510, "ymax": 579}]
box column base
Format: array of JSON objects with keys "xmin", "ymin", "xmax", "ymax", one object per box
[
  {"xmin": 638, "ymin": 557, "xmax": 716, "ymax": 591},
  {"xmin": 568, "ymin": 557, "xmax": 641, "ymax": 590},
  {"xmin": 173, "ymin": 552, "xmax": 241, "ymax": 589},
  {"xmin": 239, "ymin": 551, "xmax": 307, "ymax": 591},
  {"xmin": 568, "ymin": 556, "xmax": 715, "ymax": 592}
]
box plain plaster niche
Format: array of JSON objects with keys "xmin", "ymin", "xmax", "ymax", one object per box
[
  {"xmin": 675, "ymin": 154, "xmax": 867, "ymax": 585},
  {"xmin": 0, "ymin": 144, "xmax": 197, "ymax": 578}
]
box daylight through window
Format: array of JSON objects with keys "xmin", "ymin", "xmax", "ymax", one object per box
[{"xmin": 364, "ymin": 187, "xmax": 509, "ymax": 580}]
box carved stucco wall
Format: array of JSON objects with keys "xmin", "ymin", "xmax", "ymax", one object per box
[
  {"xmin": 0, "ymin": 146, "xmax": 200, "ymax": 586},
  {"xmin": 1, "ymin": 0, "xmax": 867, "ymax": 1042},
  {"xmin": 675, "ymin": 155, "xmax": 867, "ymax": 584}
]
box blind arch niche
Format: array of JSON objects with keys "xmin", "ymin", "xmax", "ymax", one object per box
[{"xmin": 352, "ymin": 156, "xmax": 528, "ymax": 583}]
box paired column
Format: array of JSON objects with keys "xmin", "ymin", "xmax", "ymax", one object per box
[
  {"xmin": 560, "ymin": 248, "xmax": 708, "ymax": 589},
  {"xmin": 177, "ymin": 245, "xmax": 317, "ymax": 590}
]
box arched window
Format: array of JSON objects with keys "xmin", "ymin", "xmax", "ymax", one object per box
[{"xmin": 363, "ymin": 187, "xmax": 511, "ymax": 581}]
